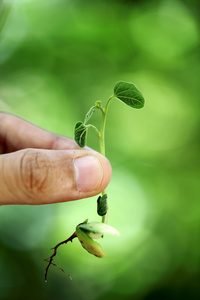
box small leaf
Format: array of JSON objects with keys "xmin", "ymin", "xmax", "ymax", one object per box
[
  {"xmin": 74, "ymin": 121, "xmax": 87, "ymax": 147},
  {"xmin": 84, "ymin": 106, "xmax": 95, "ymax": 124},
  {"xmin": 97, "ymin": 194, "xmax": 108, "ymax": 216},
  {"xmin": 95, "ymin": 100, "xmax": 102, "ymax": 108},
  {"xmin": 114, "ymin": 81, "xmax": 145, "ymax": 109}
]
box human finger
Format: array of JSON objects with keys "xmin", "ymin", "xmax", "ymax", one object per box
[
  {"xmin": 0, "ymin": 113, "xmax": 80, "ymax": 154},
  {"xmin": 0, "ymin": 148, "xmax": 112, "ymax": 205}
]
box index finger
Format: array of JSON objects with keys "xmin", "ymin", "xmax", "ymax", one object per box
[{"xmin": 0, "ymin": 113, "xmax": 80, "ymax": 154}]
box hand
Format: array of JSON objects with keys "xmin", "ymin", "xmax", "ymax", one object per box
[{"xmin": 0, "ymin": 113, "xmax": 111, "ymax": 205}]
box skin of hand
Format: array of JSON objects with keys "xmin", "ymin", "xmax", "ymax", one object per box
[{"xmin": 0, "ymin": 113, "xmax": 112, "ymax": 205}]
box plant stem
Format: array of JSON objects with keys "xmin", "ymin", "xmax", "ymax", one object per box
[
  {"xmin": 99, "ymin": 95, "xmax": 114, "ymax": 223},
  {"xmin": 86, "ymin": 124, "xmax": 100, "ymax": 138}
]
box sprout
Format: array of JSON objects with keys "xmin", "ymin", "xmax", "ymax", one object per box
[{"xmin": 45, "ymin": 81, "xmax": 144, "ymax": 281}]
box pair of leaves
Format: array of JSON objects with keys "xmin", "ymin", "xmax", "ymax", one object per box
[{"xmin": 74, "ymin": 81, "xmax": 145, "ymax": 148}]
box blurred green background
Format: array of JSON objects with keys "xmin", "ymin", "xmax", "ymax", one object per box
[{"xmin": 0, "ymin": 0, "xmax": 199, "ymax": 299}]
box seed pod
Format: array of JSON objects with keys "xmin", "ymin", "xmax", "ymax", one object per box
[{"xmin": 76, "ymin": 226, "xmax": 105, "ymax": 258}]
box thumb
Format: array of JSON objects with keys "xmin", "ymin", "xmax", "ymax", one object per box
[{"xmin": 0, "ymin": 149, "xmax": 112, "ymax": 205}]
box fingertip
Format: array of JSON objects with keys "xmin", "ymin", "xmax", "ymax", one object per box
[{"xmin": 73, "ymin": 153, "xmax": 112, "ymax": 194}]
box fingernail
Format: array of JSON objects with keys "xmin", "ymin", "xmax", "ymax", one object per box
[{"xmin": 74, "ymin": 156, "xmax": 103, "ymax": 192}]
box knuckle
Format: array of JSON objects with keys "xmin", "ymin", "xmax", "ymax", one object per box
[{"xmin": 20, "ymin": 149, "xmax": 50, "ymax": 197}]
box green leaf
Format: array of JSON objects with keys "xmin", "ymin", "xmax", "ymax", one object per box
[
  {"xmin": 74, "ymin": 121, "xmax": 87, "ymax": 147},
  {"xmin": 84, "ymin": 106, "xmax": 95, "ymax": 124},
  {"xmin": 97, "ymin": 194, "xmax": 108, "ymax": 216},
  {"xmin": 114, "ymin": 81, "xmax": 145, "ymax": 109}
]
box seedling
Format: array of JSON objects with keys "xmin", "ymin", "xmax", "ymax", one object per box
[{"xmin": 44, "ymin": 81, "xmax": 145, "ymax": 281}]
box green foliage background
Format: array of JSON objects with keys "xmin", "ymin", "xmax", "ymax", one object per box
[{"xmin": 0, "ymin": 0, "xmax": 199, "ymax": 299}]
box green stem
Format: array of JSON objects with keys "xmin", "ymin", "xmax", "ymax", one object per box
[
  {"xmin": 99, "ymin": 95, "xmax": 114, "ymax": 224},
  {"xmin": 99, "ymin": 95, "xmax": 113, "ymax": 155},
  {"xmin": 86, "ymin": 124, "xmax": 100, "ymax": 137}
]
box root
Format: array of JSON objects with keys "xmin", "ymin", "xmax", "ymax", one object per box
[{"xmin": 44, "ymin": 231, "xmax": 77, "ymax": 281}]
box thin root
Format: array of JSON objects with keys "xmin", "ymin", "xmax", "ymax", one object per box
[{"xmin": 44, "ymin": 231, "xmax": 77, "ymax": 282}]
